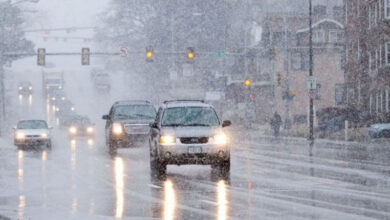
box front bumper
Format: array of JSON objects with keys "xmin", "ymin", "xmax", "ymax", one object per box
[
  {"xmin": 15, "ymin": 138, "xmax": 50, "ymax": 146},
  {"xmin": 158, "ymin": 143, "xmax": 230, "ymax": 165},
  {"xmin": 110, "ymin": 133, "xmax": 148, "ymax": 147}
]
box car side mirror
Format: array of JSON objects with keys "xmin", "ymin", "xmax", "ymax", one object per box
[
  {"xmin": 222, "ymin": 120, "xmax": 232, "ymax": 127},
  {"xmin": 102, "ymin": 115, "xmax": 110, "ymax": 120}
]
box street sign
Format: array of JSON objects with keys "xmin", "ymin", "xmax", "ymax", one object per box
[
  {"xmin": 306, "ymin": 76, "xmax": 317, "ymax": 90},
  {"xmin": 213, "ymin": 51, "xmax": 225, "ymax": 57},
  {"xmin": 120, "ymin": 47, "xmax": 128, "ymax": 57},
  {"xmin": 308, "ymin": 89, "xmax": 316, "ymax": 98}
]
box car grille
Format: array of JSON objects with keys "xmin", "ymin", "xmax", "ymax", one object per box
[
  {"xmin": 180, "ymin": 137, "xmax": 209, "ymax": 144},
  {"xmin": 124, "ymin": 124, "xmax": 150, "ymax": 134}
]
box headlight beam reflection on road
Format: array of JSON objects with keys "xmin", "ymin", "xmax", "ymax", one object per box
[
  {"xmin": 163, "ymin": 179, "xmax": 176, "ymax": 220},
  {"xmin": 115, "ymin": 157, "xmax": 124, "ymax": 218},
  {"xmin": 217, "ymin": 180, "xmax": 228, "ymax": 220}
]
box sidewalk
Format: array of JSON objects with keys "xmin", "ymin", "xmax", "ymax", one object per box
[{"xmin": 231, "ymin": 124, "xmax": 389, "ymax": 147}]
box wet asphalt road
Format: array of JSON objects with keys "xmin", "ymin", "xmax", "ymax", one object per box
[
  {"xmin": 1, "ymin": 127, "xmax": 390, "ymax": 219},
  {"xmin": 1, "ymin": 72, "xmax": 390, "ymax": 219}
]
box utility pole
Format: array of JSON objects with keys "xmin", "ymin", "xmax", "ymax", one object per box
[
  {"xmin": 309, "ymin": 0, "xmax": 314, "ymax": 141},
  {"xmin": 283, "ymin": 16, "xmax": 291, "ymax": 129}
]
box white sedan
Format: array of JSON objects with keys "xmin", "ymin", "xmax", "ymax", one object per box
[
  {"xmin": 369, "ymin": 123, "xmax": 390, "ymax": 138},
  {"xmin": 14, "ymin": 120, "xmax": 52, "ymax": 149}
]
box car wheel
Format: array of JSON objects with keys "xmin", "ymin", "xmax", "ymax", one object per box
[
  {"xmin": 109, "ymin": 142, "xmax": 117, "ymax": 155},
  {"xmin": 380, "ymin": 130, "xmax": 390, "ymax": 138},
  {"xmin": 46, "ymin": 142, "xmax": 52, "ymax": 150}
]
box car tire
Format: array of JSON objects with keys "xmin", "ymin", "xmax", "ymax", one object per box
[
  {"xmin": 380, "ymin": 130, "xmax": 390, "ymax": 138},
  {"xmin": 109, "ymin": 141, "xmax": 117, "ymax": 155},
  {"xmin": 150, "ymin": 144, "xmax": 166, "ymax": 177},
  {"xmin": 46, "ymin": 142, "xmax": 52, "ymax": 150},
  {"xmin": 218, "ymin": 158, "xmax": 230, "ymax": 173}
]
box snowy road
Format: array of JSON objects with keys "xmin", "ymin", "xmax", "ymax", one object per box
[{"xmin": 1, "ymin": 127, "xmax": 389, "ymax": 219}]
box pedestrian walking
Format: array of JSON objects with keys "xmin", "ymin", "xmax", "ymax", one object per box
[{"xmin": 270, "ymin": 112, "xmax": 282, "ymax": 137}]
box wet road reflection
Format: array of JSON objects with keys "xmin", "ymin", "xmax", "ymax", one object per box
[
  {"xmin": 217, "ymin": 180, "xmax": 227, "ymax": 220},
  {"xmin": 18, "ymin": 195, "xmax": 25, "ymax": 219},
  {"xmin": 163, "ymin": 179, "xmax": 176, "ymax": 220},
  {"xmin": 114, "ymin": 157, "xmax": 124, "ymax": 218},
  {"xmin": 17, "ymin": 150, "xmax": 24, "ymax": 191}
]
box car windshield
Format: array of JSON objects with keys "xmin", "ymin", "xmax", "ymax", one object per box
[
  {"xmin": 113, "ymin": 105, "xmax": 156, "ymax": 119},
  {"xmin": 72, "ymin": 117, "xmax": 91, "ymax": 126},
  {"xmin": 161, "ymin": 107, "xmax": 220, "ymax": 127},
  {"xmin": 17, "ymin": 120, "xmax": 48, "ymax": 129},
  {"xmin": 46, "ymin": 79, "xmax": 61, "ymax": 84}
]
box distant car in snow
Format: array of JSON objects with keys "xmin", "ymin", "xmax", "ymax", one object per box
[
  {"xmin": 369, "ymin": 113, "xmax": 390, "ymax": 138},
  {"xmin": 13, "ymin": 120, "xmax": 52, "ymax": 150},
  {"xmin": 67, "ymin": 115, "xmax": 95, "ymax": 138},
  {"xmin": 17, "ymin": 81, "xmax": 33, "ymax": 96}
]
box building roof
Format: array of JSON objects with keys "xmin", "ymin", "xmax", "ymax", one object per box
[{"xmin": 296, "ymin": 18, "xmax": 344, "ymax": 33}]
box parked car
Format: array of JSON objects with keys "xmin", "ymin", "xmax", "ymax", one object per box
[
  {"xmin": 149, "ymin": 100, "xmax": 231, "ymax": 177},
  {"xmin": 13, "ymin": 120, "xmax": 52, "ymax": 149},
  {"xmin": 102, "ymin": 100, "xmax": 156, "ymax": 154},
  {"xmin": 369, "ymin": 113, "xmax": 390, "ymax": 138},
  {"xmin": 18, "ymin": 81, "xmax": 33, "ymax": 96}
]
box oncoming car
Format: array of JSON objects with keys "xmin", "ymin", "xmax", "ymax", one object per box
[
  {"xmin": 13, "ymin": 120, "xmax": 52, "ymax": 150},
  {"xmin": 18, "ymin": 81, "xmax": 33, "ymax": 96},
  {"xmin": 67, "ymin": 115, "xmax": 95, "ymax": 138},
  {"xmin": 149, "ymin": 100, "xmax": 231, "ymax": 177},
  {"xmin": 103, "ymin": 100, "xmax": 156, "ymax": 154}
]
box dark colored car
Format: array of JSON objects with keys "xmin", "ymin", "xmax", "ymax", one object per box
[
  {"xmin": 18, "ymin": 81, "xmax": 33, "ymax": 96},
  {"xmin": 67, "ymin": 115, "xmax": 95, "ymax": 138},
  {"xmin": 102, "ymin": 100, "xmax": 156, "ymax": 154}
]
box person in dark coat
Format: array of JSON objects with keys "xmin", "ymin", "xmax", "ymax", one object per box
[{"xmin": 270, "ymin": 112, "xmax": 282, "ymax": 137}]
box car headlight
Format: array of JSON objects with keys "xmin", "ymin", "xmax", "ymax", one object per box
[
  {"xmin": 15, "ymin": 132, "xmax": 25, "ymax": 139},
  {"xmin": 41, "ymin": 133, "xmax": 48, "ymax": 138},
  {"xmin": 56, "ymin": 107, "xmax": 59, "ymax": 112},
  {"xmin": 69, "ymin": 126, "xmax": 77, "ymax": 134},
  {"xmin": 71, "ymin": 107, "xmax": 75, "ymax": 111},
  {"xmin": 58, "ymin": 86, "xmax": 62, "ymax": 89},
  {"xmin": 160, "ymin": 135, "xmax": 175, "ymax": 144},
  {"xmin": 52, "ymin": 97, "xmax": 56, "ymax": 101},
  {"xmin": 18, "ymin": 87, "xmax": 23, "ymax": 90},
  {"xmin": 213, "ymin": 133, "xmax": 228, "ymax": 145},
  {"xmin": 29, "ymin": 86, "xmax": 32, "ymax": 90},
  {"xmin": 86, "ymin": 127, "xmax": 94, "ymax": 133},
  {"xmin": 61, "ymin": 97, "xmax": 66, "ymax": 100},
  {"xmin": 112, "ymin": 123, "xmax": 123, "ymax": 135}
]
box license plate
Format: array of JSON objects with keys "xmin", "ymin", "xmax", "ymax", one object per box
[{"xmin": 188, "ymin": 146, "xmax": 202, "ymax": 154}]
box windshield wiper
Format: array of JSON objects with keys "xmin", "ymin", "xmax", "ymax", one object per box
[{"xmin": 184, "ymin": 123, "xmax": 211, "ymax": 127}]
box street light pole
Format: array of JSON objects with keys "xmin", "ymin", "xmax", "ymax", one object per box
[{"xmin": 309, "ymin": 0, "xmax": 314, "ymax": 141}]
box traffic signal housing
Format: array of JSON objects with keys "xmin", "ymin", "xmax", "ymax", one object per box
[
  {"xmin": 37, "ymin": 48, "xmax": 45, "ymax": 66},
  {"xmin": 277, "ymin": 72, "xmax": 284, "ymax": 87},
  {"xmin": 187, "ymin": 47, "xmax": 194, "ymax": 60},
  {"xmin": 146, "ymin": 46, "xmax": 153, "ymax": 62},
  {"xmin": 82, "ymin": 48, "xmax": 90, "ymax": 65},
  {"xmin": 244, "ymin": 79, "xmax": 251, "ymax": 87}
]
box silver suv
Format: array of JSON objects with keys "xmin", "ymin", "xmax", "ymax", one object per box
[{"xmin": 149, "ymin": 100, "xmax": 231, "ymax": 176}]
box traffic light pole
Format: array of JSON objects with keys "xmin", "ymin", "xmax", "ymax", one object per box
[
  {"xmin": 309, "ymin": 0, "xmax": 314, "ymax": 141},
  {"xmin": 283, "ymin": 16, "xmax": 291, "ymax": 130}
]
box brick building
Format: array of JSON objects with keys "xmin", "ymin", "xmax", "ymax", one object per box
[
  {"xmin": 260, "ymin": 5, "xmax": 345, "ymax": 125},
  {"xmin": 344, "ymin": 0, "xmax": 390, "ymax": 117}
]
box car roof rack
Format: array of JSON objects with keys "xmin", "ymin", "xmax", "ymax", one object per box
[{"xmin": 163, "ymin": 100, "xmax": 205, "ymax": 104}]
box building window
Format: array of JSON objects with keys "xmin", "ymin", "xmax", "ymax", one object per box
[
  {"xmin": 379, "ymin": 44, "xmax": 382, "ymax": 66},
  {"xmin": 375, "ymin": 49, "xmax": 379, "ymax": 71},
  {"xmin": 369, "ymin": 5, "xmax": 372, "ymax": 29},
  {"xmin": 375, "ymin": 3, "xmax": 378, "ymax": 25},
  {"xmin": 357, "ymin": 39, "xmax": 361, "ymax": 60},
  {"xmin": 315, "ymin": 84, "xmax": 321, "ymax": 100},
  {"xmin": 386, "ymin": 42, "xmax": 390, "ymax": 64},
  {"xmin": 335, "ymin": 84, "xmax": 346, "ymax": 105},
  {"xmin": 291, "ymin": 51, "xmax": 310, "ymax": 70},
  {"xmin": 329, "ymin": 30, "xmax": 343, "ymax": 43},
  {"xmin": 386, "ymin": 0, "xmax": 390, "ymax": 19},
  {"xmin": 313, "ymin": 30, "xmax": 325, "ymax": 43},
  {"xmin": 369, "ymin": 52, "xmax": 372, "ymax": 70},
  {"xmin": 370, "ymin": 94, "xmax": 373, "ymax": 114}
]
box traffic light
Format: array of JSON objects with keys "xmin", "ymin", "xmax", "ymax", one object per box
[
  {"xmin": 82, "ymin": 48, "xmax": 90, "ymax": 65},
  {"xmin": 187, "ymin": 47, "xmax": 194, "ymax": 60},
  {"xmin": 244, "ymin": 79, "xmax": 251, "ymax": 86},
  {"xmin": 37, "ymin": 48, "xmax": 45, "ymax": 66},
  {"xmin": 146, "ymin": 46, "xmax": 153, "ymax": 62}
]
